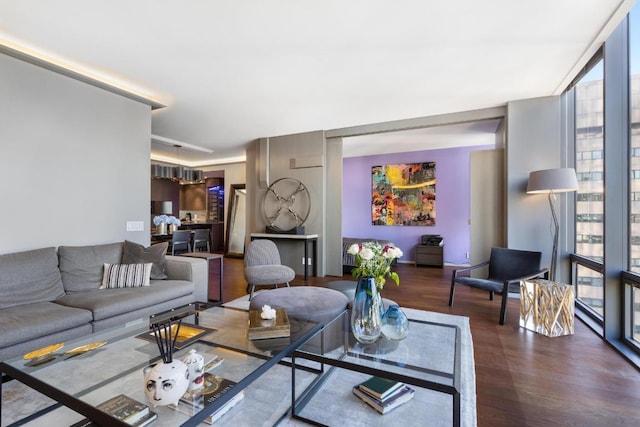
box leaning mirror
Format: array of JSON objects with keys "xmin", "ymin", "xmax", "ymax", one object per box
[{"xmin": 225, "ymin": 184, "xmax": 246, "ymax": 257}]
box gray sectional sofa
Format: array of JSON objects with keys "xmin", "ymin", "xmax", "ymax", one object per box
[{"xmin": 0, "ymin": 241, "xmax": 208, "ymax": 361}]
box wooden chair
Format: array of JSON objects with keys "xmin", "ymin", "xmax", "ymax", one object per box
[{"xmin": 449, "ymin": 247, "xmax": 548, "ymax": 324}]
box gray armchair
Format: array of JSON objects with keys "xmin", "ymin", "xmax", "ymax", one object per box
[
  {"xmin": 244, "ymin": 239, "xmax": 295, "ymax": 300},
  {"xmin": 448, "ymin": 247, "xmax": 548, "ymax": 324}
]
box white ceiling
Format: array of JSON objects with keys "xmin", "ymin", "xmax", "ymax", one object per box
[{"xmin": 0, "ymin": 1, "xmax": 632, "ymax": 165}]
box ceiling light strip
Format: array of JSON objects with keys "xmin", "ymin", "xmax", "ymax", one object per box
[
  {"xmin": 151, "ymin": 134, "xmax": 214, "ymax": 153},
  {"xmin": 0, "ymin": 42, "xmax": 165, "ymax": 110}
]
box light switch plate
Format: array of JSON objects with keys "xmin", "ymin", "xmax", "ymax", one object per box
[{"xmin": 126, "ymin": 221, "xmax": 144, "ymax": 232}]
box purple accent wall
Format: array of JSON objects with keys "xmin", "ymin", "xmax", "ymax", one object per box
[{"xmin": 343, "ymin": 145, "xmax": 493, "ymax": 265}]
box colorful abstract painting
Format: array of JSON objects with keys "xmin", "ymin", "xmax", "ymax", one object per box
[{"xmin": 372, "ymin": 162, "xmax": 436, "ymax": 226}]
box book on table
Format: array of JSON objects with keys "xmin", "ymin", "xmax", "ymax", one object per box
[
  {"xmin": 352, "ymin": 384, "xmax": 415, "ymax": 414},
  {"xmin": 203, "ymin": 354, "xmax": 224, "ymax": 371},
  {"xmin": 248, "ymin": 308, "xmax": 290, "ymax": 340},
  {"xmin": 71, "ymin": 394, "xmax": 157, "ymax": 426},
  {"xmin": 70, "ymin": 411, "xmax": 157, "ymax": 427},
  {"xmin": 357, "ymin": 376, "xmax": 405, "ymax": 400},
  {"xmin": 170, "ymin": 373, "xmax": 244, "ymax": 424},
  {"xmin": 95, "ymin": 393, "xmax": 152, "ymax": 425}
]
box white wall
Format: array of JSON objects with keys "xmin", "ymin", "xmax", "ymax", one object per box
[
  {"xmin": 506, "ymin": 96, "xmax": 569, "ymax": 280},
  {"xmin": 0, "ymin": 53, "xmax": 152, "ymax": 254}
]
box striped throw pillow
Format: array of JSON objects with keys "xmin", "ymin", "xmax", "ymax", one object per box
[{"xmin": 100, "ymin": 263, "xmax": 152, "ymax": 289}]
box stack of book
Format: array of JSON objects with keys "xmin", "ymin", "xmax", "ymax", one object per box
[
  {"xmin": 170, "ymin": 373, "xmax": 244, "ymax": 424},
  {"xmin": 72, "ymin": 394, "xmax": 157, "ymax": 426},
  {"xmin": 248, "ymin": 308, "xmax": 290, "ymax": 340},
  {"xmin": 352, "ymin": 376, "xmax": 415, "ymax": 415}
]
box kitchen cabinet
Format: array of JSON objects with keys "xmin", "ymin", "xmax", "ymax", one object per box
[{"xmin": 180, "ymin": 183, "xmax": 206, "ymax": 211}]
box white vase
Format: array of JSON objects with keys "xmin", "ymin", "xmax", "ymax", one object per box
[{"xmin": 143, "ymin": 360, "xmax": 189, "ymax": 407}]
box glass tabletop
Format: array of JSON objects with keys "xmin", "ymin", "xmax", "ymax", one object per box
[{"xmin": 1, "ymin": 304, "xmax": 320, "ymax": 426}]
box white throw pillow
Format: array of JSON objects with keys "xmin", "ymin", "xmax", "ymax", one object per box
[{"xmin": 100, "ymin": 263, "xmax": 152, "ymax": 289}]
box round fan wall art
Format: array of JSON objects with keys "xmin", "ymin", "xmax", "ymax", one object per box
[{"xmin": 262, "ymin": 178, "xmax": 311, "ymax": 233}]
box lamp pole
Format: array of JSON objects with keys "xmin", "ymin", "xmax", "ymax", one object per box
[{"xmin": 548, "ymin": 191, "xmax": 559, "ymax": 281}]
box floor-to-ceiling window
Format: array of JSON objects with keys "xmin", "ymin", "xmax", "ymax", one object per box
[
  {"xmin": 569, "ymin": 4, "xmax": 640, "ymax": 362},
  {"xmin": 627, "ymin": 5, "xmax": 640, "ymax": 347},
  {"xmin": 574, "ymin": 59, "xmax": 605, "ymax": 318}
]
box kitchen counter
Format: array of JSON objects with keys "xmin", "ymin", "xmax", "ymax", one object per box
[{"xmin": 152, "ymin": 222, "xmax": 224, "ymax": 252}]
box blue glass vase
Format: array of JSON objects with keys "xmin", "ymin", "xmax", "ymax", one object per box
[
  {"xmin": 351, "ymin": 277, "xmax": 383, "ymax": 344},
  {"xmin": 381, "ymin": 304, "xmax": 409, "ymax": 340}
]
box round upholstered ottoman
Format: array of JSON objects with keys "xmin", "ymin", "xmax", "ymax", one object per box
[
  {"xmin": 325, "ymin": 280, "xmax": 398, "ymax": 309},
  {"xmin": 249, "ymin": 286, "xmax": 348, "ymax": 352},
  {"xmin": 325, "ymin": 280, "xmax": 358, "ymax": 301},
  {"xmin": 249, "ymin": 286, "xmax": 348, "ymax": 325}
]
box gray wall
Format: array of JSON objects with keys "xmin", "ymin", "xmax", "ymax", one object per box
[
  {"xmin": 249, "ymin": 131, "xmax": 329, "ymax": 276},
  {"xmin": 0, "ymin": 53, "xmax": 152, "ymax": 254},
  {"xmin": 506, "ymin": 96, "xmax": 570, "ymax": 281}
]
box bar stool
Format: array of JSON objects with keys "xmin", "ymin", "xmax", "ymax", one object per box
[
  {"xmin": 192, "ymin": 228, "xmax": 211, "ymax": 252},
  {"xmin": 170, "ymin": 230, "xmax": 192, "ymax": 255}
]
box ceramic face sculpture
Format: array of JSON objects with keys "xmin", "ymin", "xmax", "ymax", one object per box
[
  {"xmin": 143, "ymin": 360, "xmax": 189, "ymax": 406},
  {"xmin": 182, "ymin": 349, "xmax": 205, "ymax": 390}
]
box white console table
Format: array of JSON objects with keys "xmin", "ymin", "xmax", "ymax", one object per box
[{"xmin": 250, "ymin": 233, "xmax": 319, "ymax": 280}]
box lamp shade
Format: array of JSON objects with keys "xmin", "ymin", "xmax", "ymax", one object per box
[{"xmin": 526, "ymin": 168, "xmax": 578, "ymax": 194}]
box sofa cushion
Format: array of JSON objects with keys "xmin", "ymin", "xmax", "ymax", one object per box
[
  {"xmin": 100, "ymin": 263, "xmax": 152, "ymax": 289},
  {"xmin": 121, "ymin": 240, "xmax": 168, "ymax": 280},
  {"xmin": 56, "ymin": 280, "xmax": 194, "ymax": 321},
  {"xmin": 58, "ymin": 242, "xmax": 123, "ymax": 292},
  {"xmin": 0, "ymin": 301, "xmax": 93, "ymax": 348},
  {"xmin": 0, "ymin": 247, "xmax": 65, "ymax": 310}
]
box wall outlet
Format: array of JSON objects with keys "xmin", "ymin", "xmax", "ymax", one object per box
[
  {"xmin": 126, "ymin": 221, "xmax": 144, "ymax": 232},
  {"xmin": 302, "ymin": 257, "xmax": 306, "ymax": 265},
  {"xmin": 466, "ymin": 252, "xmax": 470, "ymax": 259},
  {"xmin": 307, "ymin": 257, "xmax": 312, "ymax": 265}
]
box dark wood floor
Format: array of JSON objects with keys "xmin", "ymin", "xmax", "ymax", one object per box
[{"xmin": 212, "ymin": 258, "xmax": 640, "ymax": 426}]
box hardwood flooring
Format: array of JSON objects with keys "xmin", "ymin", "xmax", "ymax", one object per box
[{"xmin": 213, "ymin": 258, "xmax": 640, "ymax": 426}]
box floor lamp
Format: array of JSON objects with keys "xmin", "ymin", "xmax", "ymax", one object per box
[{"xmin": 526, "ymin": 168, "xmax": 578, "ymax": 281}]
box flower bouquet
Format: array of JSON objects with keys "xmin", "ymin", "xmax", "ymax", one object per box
[
  {"xmin": 153, "ymin": 215, "xmax": 181, "ymax": 234},
  {"xmin": 153, "ymin": 215, "xmax": 181, "ymax": 226},
  {"xmin": 347, "ymin": 241, "xmax": 403, "ymax": 290}
]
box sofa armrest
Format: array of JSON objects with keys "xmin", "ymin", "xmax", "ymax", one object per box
[{"xmin": 164, "ymin": 255, "xmax": 208, "ymax": 302}]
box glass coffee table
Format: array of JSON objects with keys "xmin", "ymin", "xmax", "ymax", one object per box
[
  {"xmin": 291, "ymin": 310, "xmax": 462, "ymax": 426},
  {"xmin": 1, "ymin": 304, "xmax": 320, "ymax": 426}
]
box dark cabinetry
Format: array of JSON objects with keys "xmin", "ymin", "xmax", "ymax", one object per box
[{"xmin": 415, "ymin": 244, "xmax": 444, "ymax": 267}]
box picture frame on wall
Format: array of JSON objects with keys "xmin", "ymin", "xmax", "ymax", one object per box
[{"xmin": 372, "ymin": 162, "xmax": 436, "ymax": 226}]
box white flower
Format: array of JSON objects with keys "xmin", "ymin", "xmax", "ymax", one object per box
[
  {"xmin": 153, "ymin": 215, "xmax": 169, "ymax": 225},
  {"xmin": 347, "ymin": 243, "xmax": 360, "ymax": 255},
  {"xmin": 386, "ymin": 247, "xmax": 403, "ymax": 258},
  {"xmin": 359, "ymin": 247, "xmax": 375, "ymax": 260}
]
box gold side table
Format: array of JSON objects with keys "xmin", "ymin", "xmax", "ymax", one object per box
[{"xmin": 520, "ymin": 279, "xmax": 574, "ymax": 337}]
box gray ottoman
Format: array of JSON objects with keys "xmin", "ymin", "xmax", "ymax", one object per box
[
  {"xmin": 249, "ymin": 286, "xmax": 348, "ymax": 352},
  {"xmin": 325, "ymin": 280, "xmax": 398, "ymax": 309}
]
